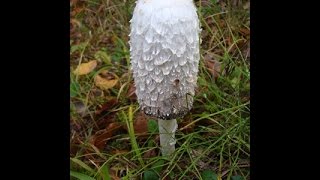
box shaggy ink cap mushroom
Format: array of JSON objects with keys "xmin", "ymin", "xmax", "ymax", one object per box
[{"xmin": 129, "ymin": 0, "xmax": 201, "ymax": 120}]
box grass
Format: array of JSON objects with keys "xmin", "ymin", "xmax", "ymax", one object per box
[
  {"xmin": 70, "ymin": 0, "xmax": 250, "ymax": 179},
  {"xmin": 126, "ymin": 106, "xmax": 145, "ymax": 166}
]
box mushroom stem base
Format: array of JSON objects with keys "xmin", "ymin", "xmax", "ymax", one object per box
[{"xmin": 158, "ymin": 118, "xmax": 177, "ymax": 156}]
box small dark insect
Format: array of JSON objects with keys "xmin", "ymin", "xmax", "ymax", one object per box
[{"xmin": 174, "ymin": 79, "xmax": 180, "ymax": 86}]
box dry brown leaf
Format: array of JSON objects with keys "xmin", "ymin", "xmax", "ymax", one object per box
[
  {"xmin": 143, "ymin": 148, "xmax": 157, "ymax": 158},
  {"xmin": 73, "ymin": 60, "xmax": 97, "ymax": 75},
  {"xmin": 96, "ymin": 98, "xmax": 118, "ymax": 115},
  {"xmin": 91, "ymin": 122, "xmax": 123, "ymax": 150},
  {"xmin": 239, "ymin": 28, "xmax": 250, "ymax": 36},
  {"xmin": 96, "ymin": 112, "xmax": 116, "ymax": 130},
  {"xmin": 126, "ymin": 83, "xmax": 137, "ymax": 101},
  {"xmin": 94, "ymin": 70, "xmax": 119, "ymax": 90},
  {"xmin": 204, "ymin": 54, "xmax": 222, "ymax": 79},
  {"xmin": 133, "ymin": 112, "xmax": 148, "ymax": 135}
]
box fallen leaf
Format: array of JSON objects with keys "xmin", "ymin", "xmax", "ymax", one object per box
[
  {"xmin": 96, "ymin": 113, "xmax": 117, "ymax": 130},
  {"xmin": 91, "ymin": 122, "xmax": 123, "ymax": 150},
  {"xmin": 95, "ymin": 98, "xmax": 119, "ymax": 130},
  {"xmin": 133, "ymin": 112, "xmax": 148, "ymax": 135},
  {"xmin": 94, "ymin": 70, "xmax": 119, "ymax": 90},
  {"xmin": 143, "ymin": 148, "xmax": 157, "ymax": 158},
  {"xmin": 239, "ymin": 28, "xmax": 250, "ymax": 36},
  {"xmin": 204, "ymin": 54, "xmax": 222, "ymax": 79},
  {"xmin": 126, "ymin": 83, "xmax": 137, "ymax": 101},
  {"xmin": 73, "ymin": 60, "xmax": 97, "ymax": 75},
  {"xmin": 96, "ymin": 98, "xmax": 118, "ymax": 115}
]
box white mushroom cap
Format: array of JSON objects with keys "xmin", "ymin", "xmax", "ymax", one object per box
[{"xmin": 129, "ymin": 0, "xmax": 201, "ymax": 120}]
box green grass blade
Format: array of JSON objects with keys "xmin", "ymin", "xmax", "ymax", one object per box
[
  {"xmin": 70, "ymin": 171, "xmax": 96, "ymax": 180},
  {"xmin": 70, "ymin": 158, "xmax": 95, "ymax": 175}
]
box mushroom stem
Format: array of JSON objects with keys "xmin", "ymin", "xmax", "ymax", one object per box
[{"xmin": 158, "ymin": 118, "xmax": 177, "ymax": 156}]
